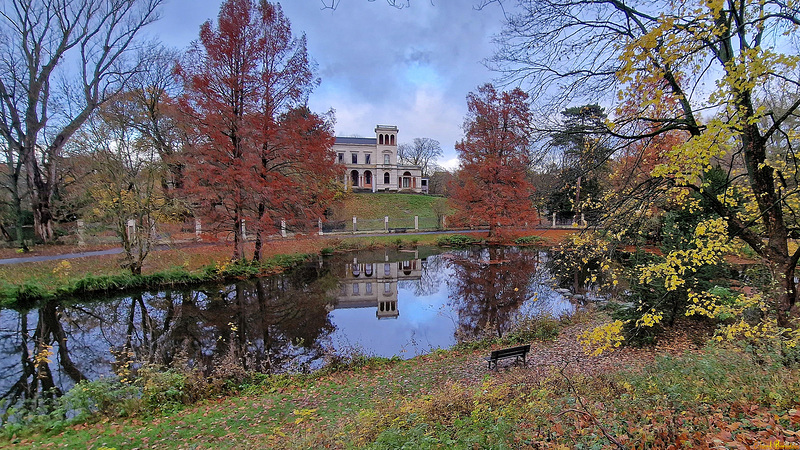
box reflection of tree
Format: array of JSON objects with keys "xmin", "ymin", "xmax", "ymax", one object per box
[
  {"xmin": 168, "ymin": 262, "xmax": 337, "ymax": 374},
  {"xmin": 253, "ymin": 264, "xmax": 338, "ymax": 372},
  {"xmin": 447, "ymin": 247, "xmax": 541, "ymax": 340},
  {"xmin": 1, "ymin": 301, "xmax": 87, "ymax": 415},
  {"xmin": 400, "ymin": 255, "xmax": 445, "ymax": 297},
  {"xmin": 0, "ymin": 260, "xmax": 339, "ymax": 417}
]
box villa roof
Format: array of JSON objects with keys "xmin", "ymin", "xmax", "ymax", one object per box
[{"xmin": 335, "ymin": 137, "xmax": 377, "ymax": 145}]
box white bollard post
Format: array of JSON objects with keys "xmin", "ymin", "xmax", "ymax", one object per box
[
  {"xmin": 127, "ymin": 219, "xmax": 136, "ymax": 244},
  {"xmin": 353, "ymin": 216, "xmax": 357, "ymax": 233},
  {"xmin": 195, "ymin": 218, "xmax": 201, "ymax": 241},
  {"xmin": 77, "ymin": 219, "xmax": 86, "ymax": 246},
  {"xmin": 384, "ymin": 216, "xmax": 389, "ymax": 232},
  {"xmin": 552, "ymin": 212, "xmax": 557, "ymax": 227},
  {"xmin": 318, "ymin": 218, "xmax": 323, "ymax": 236},
  {"xmin": 414, "ymin": 215, "xmax": 418, "ymax": 231},
  {"xmin": 281, "ymin": 219, "xmax": 287, "ymax": 238}
]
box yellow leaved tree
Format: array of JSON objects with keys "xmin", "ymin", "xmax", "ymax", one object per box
[{"xmin": 495, "ymin": 0, "xmax": 800, "ymax": 351}]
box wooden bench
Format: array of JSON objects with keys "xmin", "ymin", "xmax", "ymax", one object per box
[{"xmin": 485, "ymin": 344, "xmax": 531, "ymax": 370}]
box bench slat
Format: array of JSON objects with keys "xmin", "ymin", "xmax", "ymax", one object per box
[{"xmin": 486, "ymin": 344, "xmax": 530, "ymax": 369}]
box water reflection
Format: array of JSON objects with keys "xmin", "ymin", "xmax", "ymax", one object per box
[
  {"xmin": 333, "ymin": 250, "xmax": 425, "ymax": 319},
  {"xmin": 447, "ymin": 247, "xmax": 553, "ymax": 340},
  {"xmin": 0, "ymin": 247, "xmax": 573, "ymax": 417}
]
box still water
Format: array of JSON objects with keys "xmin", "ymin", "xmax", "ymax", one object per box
[{"xmin": 0, "ymin": 246, "xmax": 572, "ymax": 409}]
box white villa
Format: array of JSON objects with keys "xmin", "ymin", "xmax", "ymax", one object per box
[{"xmin": 334, "ymin": 125, "xmax": 427, "ymax": 193}]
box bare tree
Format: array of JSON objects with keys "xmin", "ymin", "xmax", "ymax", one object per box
[
  {"xmin": 0, "ymin": 0, "xmax": 165, "ymax": 243},
  {"xmin": 119, "ymin": 46, "xmax": 185, "ymax": 197},
  {"xmin": 398, "ymin": 137, "xmax": 443, "ymax": 177}
]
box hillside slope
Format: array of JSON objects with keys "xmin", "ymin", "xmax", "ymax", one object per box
[{"xmin": 331, "ymin": 193, "xmax": 447, "ymax": 221}]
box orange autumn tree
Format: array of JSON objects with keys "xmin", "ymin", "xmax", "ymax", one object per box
[
  {"xmin": 177, "ymin": 0, "xmax": 339, "ymax": 261},
  {"xmin": 450, "ymin": 84, "xmax": 538, "ymax": 235}
]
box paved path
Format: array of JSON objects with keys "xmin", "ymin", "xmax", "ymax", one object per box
[
  {"xmin": 0, "ymin": 229, "xmax": 492, "ymax": 265},
  {"xmin": 0, "ymin": 248, "xmax": 124, "ymax": 265}
]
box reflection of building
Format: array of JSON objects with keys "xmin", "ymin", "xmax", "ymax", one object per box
[
  {"xmin": 334, "ymin": 125, "xmax": 427, "ymax": 193},
  {"xmin": 333, "ymin": 251, "xmax": 423, "ymax": 319}
]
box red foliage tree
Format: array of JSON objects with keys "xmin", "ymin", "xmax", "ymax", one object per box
[
  {"xmin": 176, "ymin": 0, "xmax": 340, "ymax": 260},
  {"xmin": 450, "ymin": 84, "xmax": 539, "ymax": 235}
]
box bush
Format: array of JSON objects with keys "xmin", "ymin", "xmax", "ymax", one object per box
[
  {"xmin": 513, "ymin": 235, "xmax": 544, "ymax": 246},
  {"xmin": 62, "ymin": 377, "xmax": 141, "ymax": 420},
  {"xmin": 436, "ymin": 234, "xmax": 480, "ymax": 247},
  {"xmin": 506, "ymin": 313, "xmax": 562, "ymax": 343}
]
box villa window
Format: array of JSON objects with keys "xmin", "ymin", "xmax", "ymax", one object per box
[
  {"xmin": 366, "ymin": 282, "xmax": 373, "ymax": 294},
  {"xmin": 351, "ymin": 153, "xmax": 358, "ymax": 164},
  {"xmin": 365, "ymin": 154, "xmax": 371, "ymax": 164},
  {"xmin": 338, "ymin": 153, "xmax": 343, "ymax": 163},
  {"xmin": 384, "ymin": 154, "xmax": 390, "ymax": 164},
  {"xmin": 384, "ymin": 172, "xmax": 390, "ymax": 184}
]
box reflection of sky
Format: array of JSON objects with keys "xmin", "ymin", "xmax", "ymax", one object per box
[
  {"xmin": 329, "ymin": 271, "xmax": 455, "ymax": 358},
  {"xmin": 328, "ymin": 251, "xmax": 573, "ymax": 359}
]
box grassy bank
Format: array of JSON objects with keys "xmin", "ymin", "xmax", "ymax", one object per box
[
  {"xmin": 334, "ymin": 192, "xmax": 447, "ymax": 220},
  {"xmin": 4, "ymin": 312, "xmax": 798, "ymax": 449}
]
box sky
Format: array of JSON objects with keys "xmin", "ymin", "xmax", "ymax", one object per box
[{"xmin": 147, "ymin": 1, "xmax": 513, "ymax": 171}]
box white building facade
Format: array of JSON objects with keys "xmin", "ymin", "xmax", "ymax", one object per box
[{"xmin": 334, "ymin": 125, "xmax": 427, "ymax": 193}]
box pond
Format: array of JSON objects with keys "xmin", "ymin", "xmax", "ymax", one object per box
[{"xmin": 0, "ymin": 246, "xmax": 574, "ymax": 413}]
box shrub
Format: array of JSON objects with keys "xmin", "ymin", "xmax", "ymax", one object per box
[
  {"xmin": 62, "ymin": 377, "xmax": 141, "ymax": 420},
  {"xmin": 513, "ymin": 235, "xmax": 544, "ymax": 246},
  {"xmin": 506, "ymin": 313, "xmax": 561, "ymax": 343},
  {"xmin": 436, "ymin": 234, "xmax": 480, "ymax": 247},
  {"xmin": 135, "ymin": 365, "xmax": 219, "ymax": 414}
]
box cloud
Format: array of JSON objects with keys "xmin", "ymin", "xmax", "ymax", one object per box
[
  {"xmin": 148, "ymin": 1, "xmax": 511, "ymax": 169},
  {"xmin": 440, "ymin": 157, "xmax": 460, "ymax": 171}
]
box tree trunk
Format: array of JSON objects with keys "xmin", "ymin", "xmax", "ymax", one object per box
[
  {"xmin": 253, "ymin": 203, "xmax": 266, "ymax": 261},
  {"xmin": 233, "ymin": 209, "xmax": 244, "ymax": 261}
]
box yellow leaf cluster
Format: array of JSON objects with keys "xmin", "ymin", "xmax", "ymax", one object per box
[
  {"xmin": 34, "ymin": 344, "xmax": 54, "ymax": 371},
  {"xmin": 639, "ymin": 217, "xmax": 732, "ymax": 291},
  {"xmin": 636, "ymin": 311, "xmax": 664, "ymax": 328},
  {"xmin": 578, "ymin": 320, "xmax": 627, "ymax": 356}
]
